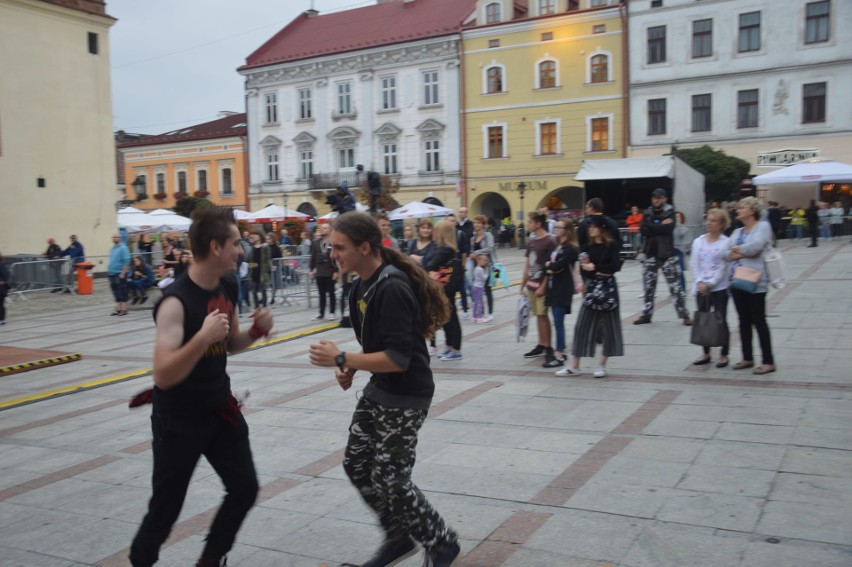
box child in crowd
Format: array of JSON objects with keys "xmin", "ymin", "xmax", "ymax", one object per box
[{"xmin": 471, "ymin": 253, "xmax": 488, "ymax": 323}]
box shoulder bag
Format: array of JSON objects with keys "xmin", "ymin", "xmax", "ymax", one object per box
[
  {"xmin": 730, "ymin": 266, "xmax": 762, "ymax": 293},
  {"xmin": 764, "ymin": 248, "xmax": 787, "ymax": 290},
  {"xmin": 690, "ymin": 293, "xmax": 728, "ymax": 347}
]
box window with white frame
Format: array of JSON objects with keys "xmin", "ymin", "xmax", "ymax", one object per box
[
  {"xmin": 299, "ymin": 150, "xmax": 313, "ymax": 179},
  {"xmin": 587, "ymin": 115, "xmax": 611, "ymax": 152},
  {"xmin": 647, "ymin": 25, "xmax": 666, "ymax": 64},
  {"xmin": 486, "ymin": 66, "xmax": 503, "ymax": 94},
  {"xmin": 538, "ymin": 0, "xmax": 555, "ymax": 15},
  {"xmin": 691, "ymin": 94, "xmax": 712, "ymax": 132},
  {"xmin": 485, "ymin": 2, "xmax": 501, "ymax": 24},
  {"xmin": 422, "ymin": 70, "xmax": 439, "ymax": 105},
  {"xmin": 538, "ymin": 59, "xmax": 557, "ymax": 89},
  {"xmin": 424, "ymin": 140, "xmax": 441, "ymax": 172},
  {"xmin": 221, "ymin": 168, "xmax": 233, "ymax": 195},
  {"xmin": 692, "ymin": 19, "xmax": 713, "ymax": 58},
  {"xmin": 381, "ymin": 76, "xmax": 397, "ymax": 110},
  {"xmin": 590, "ymin": 0, "xmax": 608, "ymax": 6},
  {"xmin": 266, "ymin": 153, "xmax": 280, "ymax": 181},
  {"xmin": 737, "ymin": 90, "xmax": 759, "ymax": 128},
  {"xmin": 156, "ymin": 172, "xmax": 165, "ymax": 194},
  {"xmin": 177, "ymin": 170, "xmax": 187, "ymax": 193},
  {"xmin": 648, "ymin": 98, "xmax": 667, "ymax": 135},
  {"xmin": 805, "ymin": 1, "xmax": 830, "ymax": 44},
  {"xmin": 336, "ymin": 81, "xmax": 353, "ymax": 114},
  {"xmin": 382, "ymin": 143, "xmax": 398, "ymax": 174},
  {"xmin": 338, "ymin": 147, "xmax": 355, "ymax": 169},
  {"xmin": 484, "ymin": 124, "xmax": 507, "ymax": 159},
  {"xmin": 197, "ymin": 169, "xmax": 207, "ymax": 192},
  {"xmin": 298, "ymin": 88, "xmax": 312, "ymax": 119},
  {"xmin": 738, "ymin": 12, "xmax": 761, "ymax": 53},
  {"xmin": 264, "ymin": 92, "xmax": 278, "ymax": 124},
  {"xmin": 536, "ymin": 120, "xmax": 559, "ymax": 156},
  {"xmin": 589, "ymin": 53, "xmax": 609, "ymax": 83},
  {"xmin": 134, "ymin": 174, "xmax": 147, "ymax": 197},
  {"xmin": 802, "ymin": 82, "xmax": 826, "ymax": 123}
]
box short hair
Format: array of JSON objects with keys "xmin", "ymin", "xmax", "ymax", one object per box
[
  {"xmin": 586, "ymin": 198, "xmax": 604, "ymax": 213},
  {"xmin": 473, "ymin": 214, "xmax": 487, "ymax": 224},
  {"xmin": 374, "ymin": 213, "xmax": 390, "ymax": 222},
  {"xmin": 433, "ymin": 220, "xmax": 458, "ymax": 252},
  {"xmin": 705, "ymin": 208, "xmax": 730, "ymax": 231},
  {"xmin": 416, "ymin": 218, "xmax": 433, "ymax": 230},
  {"xmin": 528, "ymin": 212, "xmax": 546, "ymax": 226},
  {"xmin": 189, "ymin": 206, "xmax": 237, "ymax": 259},
  {"xmin": 737, "ymin": 197, "xmax": 764, "ymax": 220}
]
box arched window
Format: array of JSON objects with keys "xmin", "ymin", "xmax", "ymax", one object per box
[
  {"xmin": 590, "ymin": 54, "xmax": 609, "ymax": 84},
  {"xmin": 487, "ymin": 66, "xmax": 503, "ymax": 93},
  {"xmin": 539, "ymin": 60, "xmax": 557, "ymax": 89},
  {"xmin": 485, "ymin": 2, "xmax": 501, "ymax": 24}
]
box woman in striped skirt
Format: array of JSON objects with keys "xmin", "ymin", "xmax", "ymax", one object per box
[{"xmin": 556, "ymin": 215, "xmax": 624, "ymax": 378}]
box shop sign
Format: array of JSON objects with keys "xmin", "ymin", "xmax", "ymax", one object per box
[
  {"xmin": 756, "ymin": 149, "xmax": 819, "ymax": 167},
  {"xmin": 497, "ymin": 180, "xmax": 549, "ymax": 192}
]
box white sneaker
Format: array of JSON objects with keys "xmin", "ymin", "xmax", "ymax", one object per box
[
  {"xmin": 327, "ymin": 314, "xmax": 337, "ymax": 320},
  {"xmin": 428, "ymin": 346, "xmax": 437, "ymax": 357},
  {"xmin": 593, "ymin": 367, "xmax": 607, "ymax": 378},
  {"xmin": 637, "ymin": 293, "xmax": 645, "ymax": 298},
  {"xmin": 555, "ymin": 367, "xmax": 575, "ymax": 377},
  {"xmin": 312, "ymin": 314, "xmax": 324, "ymax": 321},
  {"xmin": 484, "ymin": 315, "xmax": 493, "ymax": 322},
  {"xmin": 462, "ymin": 312, "xmax": 470, "ymax": 320}
]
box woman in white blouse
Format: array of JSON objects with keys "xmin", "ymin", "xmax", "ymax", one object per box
[{"xmin": 690, "ymin": 208, "xmax": 731, "ymax": 368}]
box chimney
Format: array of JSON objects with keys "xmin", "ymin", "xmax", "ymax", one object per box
[
  {"xmin": 218, "ymin": 111, "xmax": 239, "ymax": 117},
  {"xmin": 305, "ymin": 9, "xmax": 318, "ymax": 17}
]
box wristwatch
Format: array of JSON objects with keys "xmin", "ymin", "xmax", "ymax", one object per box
[{"xmin": 335, "ymin": 351, "xmax": 347, "ymax": 370}]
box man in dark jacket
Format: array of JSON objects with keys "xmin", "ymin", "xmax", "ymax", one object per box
[
  {"xmin": 331, "ymin": 181, "xmax": 357, "ymax": 214},
  {"xmin": 635, "ymin": 188, "xmax": 691, "ymax": 326},
  {"xmin": 805, "ymin": 199, "xmax": 819, "ymax": 247},
  {"xmin": 577, "ymin": 198, "xmax": 621, "ymax": 254}
]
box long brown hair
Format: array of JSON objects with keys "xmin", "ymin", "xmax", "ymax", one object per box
[
  {"xmin": 332, "ymin": 213, "xmax": 449, "ymax": 338},
  {"xmin": 556, "ymin": 219, "xmax": 579, "ymax": 250}
]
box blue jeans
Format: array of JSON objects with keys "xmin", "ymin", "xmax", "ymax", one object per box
[{"xmin": 551, "ymin": 305, "xmax": 568, "ymax": 353}]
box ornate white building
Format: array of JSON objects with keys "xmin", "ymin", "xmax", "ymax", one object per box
[
  {"xmin": 238, "ymin": 0, "xmax": 476, "ymax": 215},
  {"xmin": 628, "ymin": 0, "xmax": 852, "ymax": 174}
]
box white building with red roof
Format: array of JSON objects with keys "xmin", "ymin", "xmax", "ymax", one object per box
[{"xmin": 238, "ymin": 0, "xmax": 477, "ymax": 216}]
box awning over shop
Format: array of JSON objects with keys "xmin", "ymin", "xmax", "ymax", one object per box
[{"xmin": 575, "ymin": 156, "xmax": 677, "ymax": 181}]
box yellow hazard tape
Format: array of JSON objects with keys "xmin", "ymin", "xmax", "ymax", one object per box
[
  {"xmin": 0, "ymin": 322, "xmax": 341, "ymax": 410},
  {"xmin": 0, "ymin": 353, "xmax": 82, "ymax": 375}
]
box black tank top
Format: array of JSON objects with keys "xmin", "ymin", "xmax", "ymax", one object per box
[{"xmin": 152, "ymin": 272, "xmax": 238, "ymax": 414}]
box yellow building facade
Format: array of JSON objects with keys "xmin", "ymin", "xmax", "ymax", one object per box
[
  {"xmin": 0, "ymin": 0, "xmax": 118, "ymax": 259},
  {"xmin": 119, "ymin": 114, "xmax": 249, "ymax": 212},
  {"xmin": 462, "ymin": 2, "xmax": 626, "ymax": 224}
]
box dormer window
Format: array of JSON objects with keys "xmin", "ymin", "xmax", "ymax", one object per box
[{"xmin": 485, "ymin": 2, "xmax": 501, "ymax": 24}]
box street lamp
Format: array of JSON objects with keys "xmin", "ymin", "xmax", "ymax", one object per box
[
  {"xmin": 131, "ymin": 176, "xmax": 147, "ymax": 202},
  {"xmin": 283, "ymin": 192, "xmax": 289, "ymax": 211},
  {"xmin": 517, "ymin": 181, "xmax": 526, "ymax": 249}
]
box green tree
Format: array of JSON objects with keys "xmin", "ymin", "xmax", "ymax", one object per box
[
  {"xmin": 172, "ymin": 196, "xmax": 212, "ymax": 218},
  {"xmin": 669, "ymin": 145, "xmax": 751, "ymax": 202}
]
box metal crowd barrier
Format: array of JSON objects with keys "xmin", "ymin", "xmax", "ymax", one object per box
[
  {"xmin": 270, "ymin": 255, "xmax": 312, "ymax": 308},
  {"xmin": 8, "ymin": 258, "xmax": 75, "ymax": 299}
]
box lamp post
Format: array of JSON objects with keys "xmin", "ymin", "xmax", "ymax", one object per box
[
  {"xmin": 517, "ymin": 181, "xmax": 526, "ymax": 249},
  {"xmin": 132, "ymin": 176, "xmax": 147, "ymax": 202}
]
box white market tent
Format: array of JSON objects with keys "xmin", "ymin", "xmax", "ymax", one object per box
[
  {"xmin": 387, "ymin": 201, "xmax": 454, "ymax": 221},
  {"xmin": 147, "ymin": 209, "xmax": 192, "ymax": 231},
  {"xmin": 752, "ymin": 159, "xmax": 852, "ymax": 206},
  {"xmin": 117, "ymin": 207, "xmax": 158, "ymax": 234},
  {"xmin": 232, "ymin": 209, "xmax": 253, "ymax": 220},
  {"xmin": 246, "ymin": 205, "xmax": 310, "ymax": 223},
  {"xmin": 317, "ymin": 202, "xmax": 370, "ymax": 222}
]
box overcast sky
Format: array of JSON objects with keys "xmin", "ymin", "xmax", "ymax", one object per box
[{"xmin": 108, "ymin": 0, "xmax": 371, "ymax": 135}]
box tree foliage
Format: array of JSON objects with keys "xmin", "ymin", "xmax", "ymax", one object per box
[
  {"xmin": 669, "ymin": 145, "xmax": 751, "ymax": 202},
  {"xmin": 356, "ymin": 174, "xmax": 402, "ymax": 211},
  {"xmin": 172, "ymin": 196, "xmax": 212, "ymax": 218}
]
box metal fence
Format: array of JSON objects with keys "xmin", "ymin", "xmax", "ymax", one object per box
[{"xmin": 8, "ymin": 258, "xmax": 75, "ymax": 299}]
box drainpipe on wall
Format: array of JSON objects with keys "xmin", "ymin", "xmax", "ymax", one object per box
[
  {"xmin": 620, "ymin": 1, "xmax": 630, "ymax": 157},
  {"xmin": 458, "ymin": 34, "xmax": 468, "ymax": 208}
]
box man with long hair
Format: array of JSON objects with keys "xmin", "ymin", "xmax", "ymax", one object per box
[
  {"xmin": 309, "ymin": 212, "xmax": 461, "ymax": 567},
  {"xmin": 129, "ymin": 206, "xmax": 273, "ymax": 567}
]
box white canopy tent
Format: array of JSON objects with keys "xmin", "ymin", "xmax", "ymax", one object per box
[
  {"xmin": 232, "ymin": 209, "xmax": 253, "ymax": 220},
  {"xmin": 387, "ymin": 201, "xmax": 453, "ymax": 221},
  {"xmin": 317, "ymin": 202, "xmax": 370, "ymax": 222},
  {"xmin": 147, "ymin": 209, "xmax": 193, "ymax": 231},
  {"xmin": 752, "ymin": 159, "xmax": 852, "ymax": 206},
  {"xmin": 246, "ymin": 205, "xmax": 310, "ymax": 223},
  {"xmin": 117, "ymin": 207, "xmax": 159, "ymax": 234}
]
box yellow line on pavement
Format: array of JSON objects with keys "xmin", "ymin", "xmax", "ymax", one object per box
[{"xmin": 0, "ymin": 322, "xmax": 342, "ymax": 411}]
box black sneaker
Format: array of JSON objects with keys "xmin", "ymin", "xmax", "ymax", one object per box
[
  {"xmin": 523, "ymin": 345, "xmax": 546, "ymax": 358},
  {"xmin": 424, "ymin": 541, "xmax": 461, "ymax": 567},
  {"xmin": 361, "ymin": 536, "xmax": 418, "ymax": 567},
  {"xmin": 543, "ymin": 356, "xmax": 564, "ymax": 368}
]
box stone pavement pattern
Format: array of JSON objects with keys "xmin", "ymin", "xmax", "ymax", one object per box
[{"xmin": 0, "ymin": 242, "xmax": 850, "ymax": 566}]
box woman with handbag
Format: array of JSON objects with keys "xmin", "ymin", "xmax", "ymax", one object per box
[
  {"xmin": 725, "ymin": 197, "xmax": 776, "ymax": 375},
  {"xmin": 689, "ymin": 208, "xmax": 731, "ymax": 368},
  {"xmin": 556, "ymin": 215, "xmax": 623, "ymax": 378},
  {"xmin": 423, "ymin": 220, "xmax": 463, "ymax": 361}
]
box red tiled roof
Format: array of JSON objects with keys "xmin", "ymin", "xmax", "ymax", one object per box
[
  {"xmin": 117, "ymin": 113, "xmax": 248, "ymax": 148},
  {"xmin": 239, "ymin": 0, "xmax": 477, "ymax": 71}
]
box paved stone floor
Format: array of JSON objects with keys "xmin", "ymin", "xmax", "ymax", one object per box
[{"xmin": 0, "ymin": 241, "xmax": 850, "ymax": 566}]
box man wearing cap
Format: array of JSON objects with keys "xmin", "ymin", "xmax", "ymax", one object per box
[{"xmin": 635, "ymin": 188, "xmax": 691, "ymax": 326}]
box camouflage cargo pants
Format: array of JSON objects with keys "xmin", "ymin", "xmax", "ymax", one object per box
[
  {"xmin": 641, "ymin": 255, "xmax": 688, "ymax": 318},
  {"xmin": 343, "ymin": 396, "xmax": 457, "ymax": 551}
]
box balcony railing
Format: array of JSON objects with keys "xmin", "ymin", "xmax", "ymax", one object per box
[{"xmin": 308, "ymin": 171, "xmax": 364, "ymax": 191}]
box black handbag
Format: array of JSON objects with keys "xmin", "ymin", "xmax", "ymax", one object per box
[
  {"xmin": 582, "ymin": 276, "xmax": 618, "ymax": 311},
  {"xmin": 690, "ymin": 294, "xmax": 728, "ymax": 347}
]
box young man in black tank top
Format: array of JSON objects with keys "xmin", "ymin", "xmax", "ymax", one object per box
[{"xmin": 129, "ymin": 207, "xmax": 273, "ymax": 567}]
